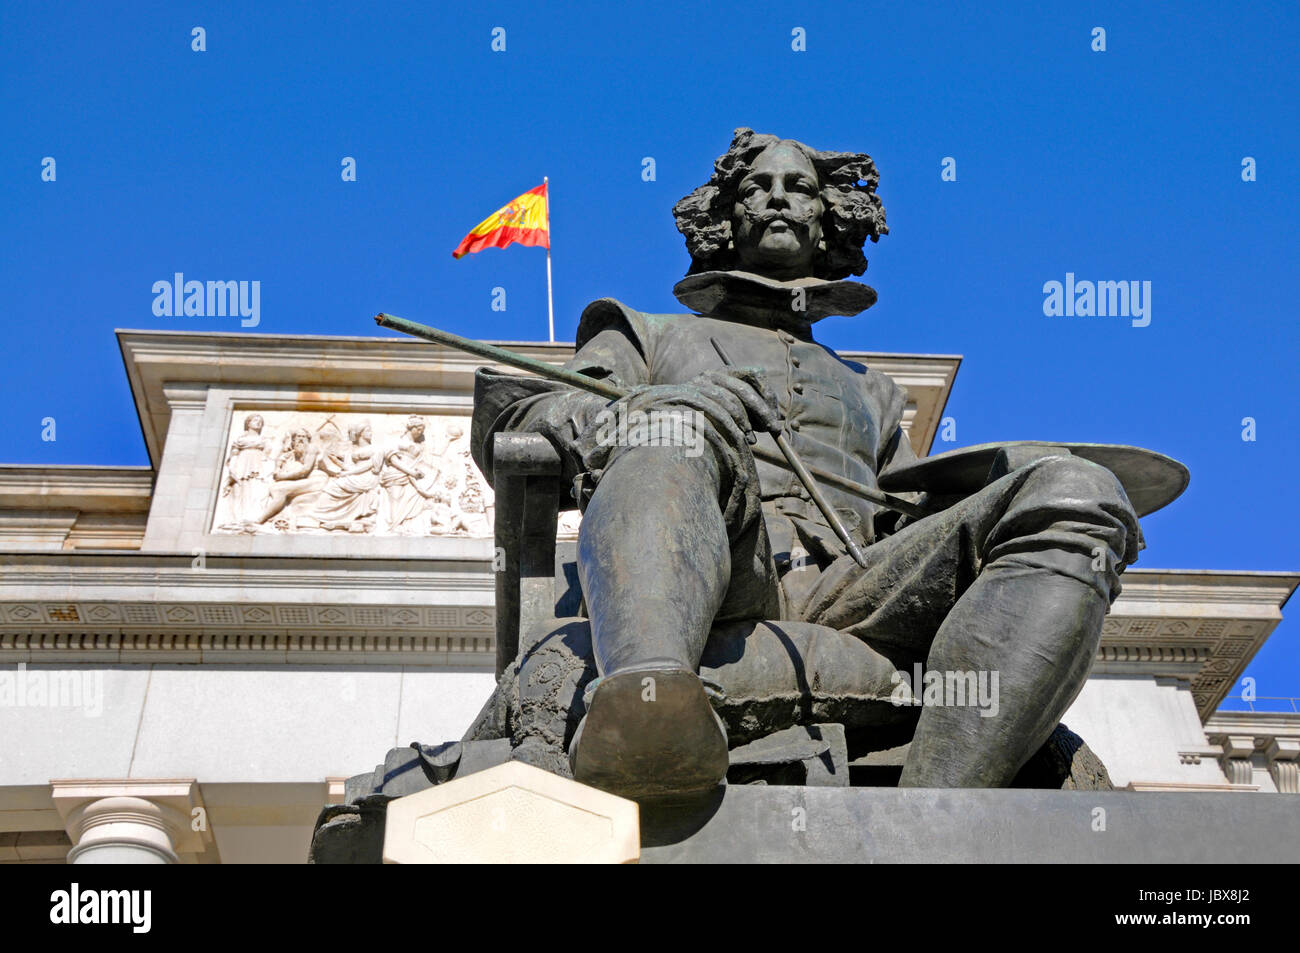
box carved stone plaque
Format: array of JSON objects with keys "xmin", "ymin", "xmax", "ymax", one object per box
[{"xmin": 211, "ymin": 411, "xmax": 502, "ymax": 538}]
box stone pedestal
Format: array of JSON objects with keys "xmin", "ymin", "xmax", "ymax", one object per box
[
  {"xmin": 382, "ymin": 762, "xmax": 639, "ymax": 864},
  {"xmin": 639, "ymin": 786, "xmax": 1300, "ymax": 863},
  {"xmin": 318, "ymin": 775, "xmax": 1300, "ymax": 864}
]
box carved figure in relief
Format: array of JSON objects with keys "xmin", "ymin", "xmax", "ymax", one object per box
[
  {"xmin": 312, "ymin": 420, "xmax": 382, "ymax": 532},
  {"xmin": 428, "ymin": 473, "xmax": 476, "ymax": 535},
  {"xmin": 379, "ymin": 416, "xmax": 436, "ymax": 535},
  {"xmin": 220, "ymin": 414, "xmax": 271, "ymax": 524},
  {"xmin": 256, "ymin": 427, "xmax": 328, "ymax": 528}
]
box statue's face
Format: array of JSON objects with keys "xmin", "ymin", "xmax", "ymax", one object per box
[
  {"xmin": 248, "ymin": 415, "xmax": 264, "ymax": 433},
  {"xmin": 732, "ymin": 142, "xmax": 824, "ymax": 280},
  {"xmin": 410, "ymin": 424, "xmax": 425, "ymax": 441}
]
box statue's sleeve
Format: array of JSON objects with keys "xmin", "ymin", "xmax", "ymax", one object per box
[
  {"xmin": 872, "ymin": 369, "xmax": 915, "ymax": 474},
  {"xmin": 872, "ymin": 377, "xmax": 922, "ymax": 535},
  {"xmin": 878, "ymin": 422, "xmax": 917, "ymax": 472},
  {"xmin": 471, "ymin": 324, "xmax": 650, "ymax": 491}
]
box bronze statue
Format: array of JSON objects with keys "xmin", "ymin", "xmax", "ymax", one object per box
[
  {"xmin": 463, "ymin": 128, "xmax": 1151, "ymax": 799},
  {"xmin": 310, "ymin": 128, "xmax": 1201, "ymax": 863}
]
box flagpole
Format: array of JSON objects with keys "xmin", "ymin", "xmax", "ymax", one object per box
[{"xmin": 544, "ymin": 176, "xmax": 555, "ymax": 342}]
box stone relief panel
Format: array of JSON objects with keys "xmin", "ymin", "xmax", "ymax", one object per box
[{"xmin": 211, "ymin": 410, "xmax": 583, "ymax": 539}]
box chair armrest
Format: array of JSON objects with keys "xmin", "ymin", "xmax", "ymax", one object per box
[
  {"xmin": 492, "ymin": 432, "xmax": 565, "ymax": 477},
  {"xmin": 492, "ymin": 433, "xmax": 562, "ymax": 677}
]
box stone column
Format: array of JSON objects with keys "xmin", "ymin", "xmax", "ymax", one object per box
[
  {"xmin": 52, "ymin": 780, "xmax": 216, "ymax": 864},
  {"xmin": 1265, "ymin": 739, "xmax": 1300, "ymax": 794}
]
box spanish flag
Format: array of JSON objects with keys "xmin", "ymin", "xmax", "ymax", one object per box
[{"xmin": 452, "ymin": 183, "xmax": 550, "ymax": 259}]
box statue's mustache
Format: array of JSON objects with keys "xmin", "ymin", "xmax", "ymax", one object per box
[{"xmin": 743, "ymin": 206, "xmax": 819, "ymax": 228}]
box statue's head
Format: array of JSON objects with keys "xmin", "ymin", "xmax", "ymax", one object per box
[
  {"xmin": 244, "ymin": 414, "xmax": 264, "ymax": 433},
  {"xmin": 673, "ymin": 128, "xmax": 887, "ymax": 281}
]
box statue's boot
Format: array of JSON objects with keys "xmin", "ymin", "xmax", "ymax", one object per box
[
  {"xmin": 900, "ymin": 569, "xmax": 1109, "ymax": 787},
  {"xmin": 570, "ymin": 442, "xmax": 736, "ymax": 799},
  {"xmin": 569, "ymin": 660, "xmax": 729, "ymax": 800}
]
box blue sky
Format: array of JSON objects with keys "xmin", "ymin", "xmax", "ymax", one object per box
[{"xmin": 2, "ymin": 2, "xmax": 1296, "ymax": 704}]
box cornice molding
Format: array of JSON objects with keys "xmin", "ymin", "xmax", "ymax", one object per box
[
  {"xmin": 0, "ymin": 466, "xmax": 154, "ymax": 513},
  {"xmin": 1101, "ymin": 570, "xmax": 1297, "ymax": 719},
  {"xmin": 115, "ymin": 329, "xmax": 960, "ymax": 467},
  {"xmin": 1204, "ymin": 710, "xmax": 1300, "ymax": 740},
  {"xmin": 0, "ymin": 555, "xmax": 1292, "ymax": 691}
]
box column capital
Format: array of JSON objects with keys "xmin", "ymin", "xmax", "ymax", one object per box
[
  {"xmin": 1264, "ymin": 738, "xmax": 1300, "ymax": 762},
  {"xmin": 51, "ymin": 779, "xmax": 216, "ymax": 863},
  {"xmin": 1264, "ymin": 739, "xmax": 1300, "ymax": 794},
  {"xmin": 1218, "ymin": 735, "xmax": 1258, "ymax": 760}
]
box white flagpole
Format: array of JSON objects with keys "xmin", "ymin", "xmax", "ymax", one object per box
[{"xmin": 544, "ymin": 176, "xmax": 554, "ymax": 342}]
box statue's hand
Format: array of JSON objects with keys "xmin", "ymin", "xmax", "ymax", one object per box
[
  {"xmin": 574, "ymin": 369, "xmax": 779, "ymax": 485},
  {"xmin": 619, "ymin": 369, "xmax": 779, "ymax": 449},
  {"xmin": 686, "ymin": 368, "xmax": 782, "ymax": 440}
]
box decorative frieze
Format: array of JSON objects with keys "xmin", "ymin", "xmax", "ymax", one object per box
[
  {"xmin": 0, "ymin": 632, "xmax": 495, "ymax": 664},
  {"xmin": 0, "ymin": 566, "xmax": 1295, "ymax": 693},
  {"xmin": 1, "ymin": 602, "xmax": 497, "ymax": 631},
  {"xmin": 1100, "ymin": 578, "xmax": 1294, "ymax": 719},
  {"xmin": 212, "ymin": 411, "xmax": 496, "ymax": 538}
]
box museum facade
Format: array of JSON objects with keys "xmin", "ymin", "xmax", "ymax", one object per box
[{"xmin": 0, "ymin": 328, "xmax": 1295, "ymax": 863}]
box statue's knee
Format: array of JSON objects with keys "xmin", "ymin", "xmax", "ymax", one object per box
[
  {"xmin": 996, "ymin": 455, "xmax": 1143, "ymax": 580},
  {"xmin": 1019, "ymin": 456, "xmax": 1137, "ymax": 522},
  {"xmin": 601, "ymin": 436, "xmax": 725, "ymax": 491}
]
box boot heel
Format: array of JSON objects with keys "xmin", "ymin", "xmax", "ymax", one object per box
[{"xmin": 569, "ymin": 668, "xmax": 728, "ymax": 800}]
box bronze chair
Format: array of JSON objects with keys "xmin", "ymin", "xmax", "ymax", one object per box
[{"xmin": 490, "ymin": 431, "xmax": 583, "ymax": 678}]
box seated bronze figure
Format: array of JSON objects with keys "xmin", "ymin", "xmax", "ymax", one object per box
[{"xmin": 463, "ymin": 128, "xmax": 1161, "ymax": 799}]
